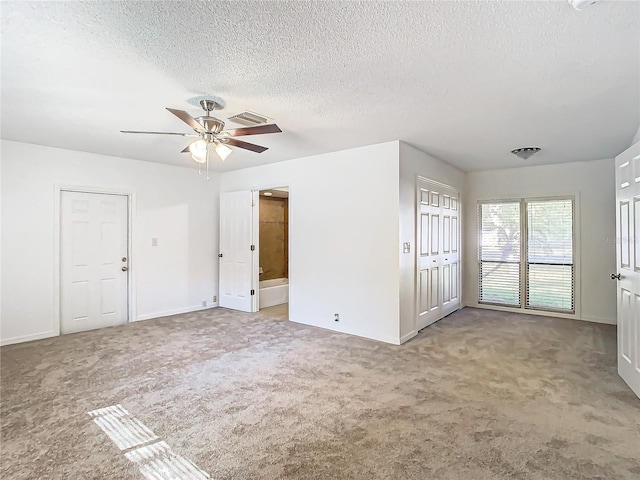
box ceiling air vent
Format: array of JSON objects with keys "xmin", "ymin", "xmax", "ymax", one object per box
[{"xmin": 228, "ymin": 111, "xmax": 269, "ymax": 126}]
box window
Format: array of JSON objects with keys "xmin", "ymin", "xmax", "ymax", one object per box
[
  {"xmin": 478, "ymin": 202, "xmax": 521, "ymax": 306},
  {"xmin": 478, "ymin": 198, "xmax": 574, "ymax": 313}
]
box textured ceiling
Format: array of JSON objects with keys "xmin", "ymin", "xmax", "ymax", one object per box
[{"xmin": 1, "ymin": 1, "xmax": 639, "ymax": 172}]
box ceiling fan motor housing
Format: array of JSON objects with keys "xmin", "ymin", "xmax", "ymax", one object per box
[{"xmin": 195, "ymin": 116, "xmax": 225, "ymax": 134}]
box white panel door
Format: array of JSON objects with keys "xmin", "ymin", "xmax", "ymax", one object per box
[
  {"xmin": 61, "ymin": 191, "xmax": 128, "ymax": 334},
  {"xmin": 615, "ymin": 143, "xmax": 640, "ymax": 398},
  {"xmin": 219, "ymin": 190, "xmax": 257, "ymax": 312},
  {"xmin": 416, "ymin": 179, "xmax": 461, "ymax": 330},
  {"xmin": 440, "ymin": 191, "xmax": 460, "ymax": 317},
  {"xmin": 417, "ymin": 187, "xmax": 440, "ymax": 329}
]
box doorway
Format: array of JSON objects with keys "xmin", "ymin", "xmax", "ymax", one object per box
[
  {"xmin": 59, "ymin": 190, "xmax": 130, "ymax": 334},
  {"xmin": 258, "ymin": 187, "xmax": 289, "ymax": 320}
]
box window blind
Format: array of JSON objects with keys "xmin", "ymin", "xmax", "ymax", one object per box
[
  {"xmin": 526, "ymin": 199, "xmax": 574, "ymax": 312},
  {"xmin": 478, "ymin": 202, "xmax": 521, "ymax": 307}
]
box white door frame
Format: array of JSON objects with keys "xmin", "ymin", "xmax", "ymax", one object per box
[
  {"xmin": 53, "ymin": 185, "xmax": 135, "ymax": 336},
  {"xmin": 253, "ymin": 184, "xmax": 291, "ymax": 314},
  {"xmin": 414, "ymin": 176, "xmax": 462, "ymax": 333}
]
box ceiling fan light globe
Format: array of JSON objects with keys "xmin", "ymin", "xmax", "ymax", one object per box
[
  {"xmin": 188, "ymin": 139, "xmax": 208, "ymax": 155},
  {"xmin": 190, "ymin": 152, "xmax": 207, "ymax": 163},
  {"xmin": 215, "ymin": 142, "xmax": 233, "ymax": 161}
]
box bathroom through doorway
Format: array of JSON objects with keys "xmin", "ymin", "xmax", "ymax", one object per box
[{"xmin": 258, "ymin": 187, "xmax": 289, "ymax": 320}]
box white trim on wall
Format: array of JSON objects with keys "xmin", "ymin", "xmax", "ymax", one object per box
[
  {"xmin": 136, "ymin": 303, "xmax": 218, "ymax": 322},
  {"xmin": 1, "ymin": 330, "xmax": 57, "ymax": 347},
  {"xmin": 400, "ymin": 331, "xmax": 418, "ymax": 344},
  {"xmin": 53, "ymin": 184, "xmax": 136, "ymax": 336},
  {"xmin": 580, "ymin": 315, "xmax": 616, "ymax": 325},
  {"xmin": 288, "ymin": 319, "xmax": 403, "ymax": 346}
]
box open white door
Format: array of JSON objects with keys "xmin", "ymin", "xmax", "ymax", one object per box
[
  {"xmin": 614, "ymin": 142, "xmax": 640, "ymax": 398},
  {"xmin": 219, "ymin": 190, "xmax": 258, "ymax": 312}
]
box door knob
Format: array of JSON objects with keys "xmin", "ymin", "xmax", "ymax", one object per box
[
  {"xmin": 610, "ymin": 273, "xmax": 621, "ymax": 280},
  {"xmin": 122, "ymin": 266, "xmax": 128, "ymax": 272}
]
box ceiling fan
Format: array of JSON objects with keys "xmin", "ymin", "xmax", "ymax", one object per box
[{"xmin": 121, "ymin": 99, "xmax": 282, "ymax": 167}]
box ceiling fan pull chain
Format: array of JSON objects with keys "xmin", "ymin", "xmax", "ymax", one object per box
[{"xmin": 206, "ymin": 146, "xmax": 210, "ymax": 181}]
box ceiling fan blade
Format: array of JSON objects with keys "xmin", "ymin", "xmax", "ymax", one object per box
[
  {"xmin": 166, "ymin": 108, "xmax": 204, "ymax": 132},
  {"xmin": 181, "ymin": 144, "xmax": 192, "ymax": 153},
  {"xmin": 225, "ymin": 138, "xmax": 268, "ymax": 153},
  {"xmin": 225, "ymin": 124, "xmax": 282, "ymax": 137},
  {"xmin": 121, "ymin": 130, "xmax": 199, "ymax": 136}
]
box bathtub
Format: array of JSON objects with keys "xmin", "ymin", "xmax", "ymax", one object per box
[{"xmin": 259, "ymin": 278, "xmax": 289, "ymax": 308}]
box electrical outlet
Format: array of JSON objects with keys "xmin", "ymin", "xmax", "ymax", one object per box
[
  {"xmin": 212, "ymin": 295, "xmax": 217, "ymax": 303},
  {"xmin": 334, "ymin": 313, "xmax": 339, "ymax": 322}
]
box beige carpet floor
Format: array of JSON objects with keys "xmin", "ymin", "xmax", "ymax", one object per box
[
  {"xmin": 1, "ymin": 307, "xmax": 639, "ymax": 479},
  {"xmin": 260, "ymin": 303, "xmax": 289, "ymax": 320}
]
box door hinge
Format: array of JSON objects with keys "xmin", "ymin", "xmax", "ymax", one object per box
[
  {"xmin": 251, "ymin": 289, "xmax": 255, "ymax": 295},
  {"xmin": 250, "ymin": 245, "xmax": 255, "ymax": 251}
]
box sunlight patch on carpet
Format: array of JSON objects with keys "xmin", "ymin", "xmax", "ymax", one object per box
[{"xmin": 88, "ymin": 404, "xmax": 210, "ymax": 480}]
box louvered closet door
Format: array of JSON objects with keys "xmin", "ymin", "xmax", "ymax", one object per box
[{"xmin": 417, "ymin": 179, "xmax": 460, "ymax": 330}]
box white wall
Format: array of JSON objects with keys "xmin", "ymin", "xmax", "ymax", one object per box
[
  {"xmin": 0, "ymin": 140, "xmax": 219, "ymax": 345},
  {"xmin": 464, "ymin": 158, "xmax": 616, "ymax": 324},
  {"xmin": 632, "ymin": 124, "xmax": 640, "ymax": 145},
  {"xmin": 398, "ymin": 143, "xmax": 465, "ymax": 342},
  {"xmin": 220, "ymin": 141, "xmax": 401, "ymax": 344}
]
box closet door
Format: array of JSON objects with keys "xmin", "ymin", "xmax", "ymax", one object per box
[
  {"xmin": 441, "ymin": 189, "xmax": 460, "ymax": 317},
  {"xmin": 416, "ymin": 179, "xmax": 460, "ymax": 330}
]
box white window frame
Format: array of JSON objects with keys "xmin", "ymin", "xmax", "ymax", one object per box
[
  {"xmin": 477, "ymin": 199, "xmax": 523, "ymax": 308},
  {"xmin": 476, "ymin": 194, "xmax": 581, "ymax": 319},
  {"xmin": 523, "ymin": 196, "xmax": 575, "ymax": 314}
]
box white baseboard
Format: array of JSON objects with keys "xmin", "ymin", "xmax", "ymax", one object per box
[
  {"xmin": 290, "ymin": 317, "xmax": 401, "ymax": 345},
  {"xmin": 580, "ymin": 315, "xmax": 616, "ymax": 325},
  {"xmin": 1, "ymin": 330, "xmax": 56, "ymax": 346},
  {"xmin": 400, "ymin": 331, "xmax": 417, "ymax": 344},
  {"xmin": 468, "ymin": 303, "xmax": 616, "ymax": 325},
  {"xmin": 135, "ymin": 303, "xmax": 219, "ymax": 322},
  {"xmin": 1, "ymin": 304, "xmax": 221, "ymax": 346}
]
